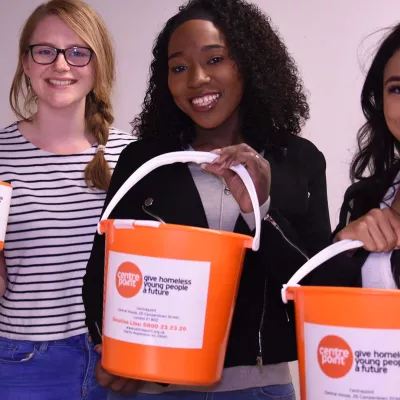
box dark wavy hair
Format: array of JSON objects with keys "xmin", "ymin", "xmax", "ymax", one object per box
[
  {"xmin": 351, "ymin": 24, "xmax": 400, "ymax": 183},
  {"xmin": 132, "ymin": 0, "xmax": 309, "ymax": 152}
]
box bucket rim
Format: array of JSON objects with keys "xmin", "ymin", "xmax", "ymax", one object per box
[
  {"xmin": 0, "ymin": 181, "xmax": 12, "ymax": 188},
  {"xmin": 286, "ymin": 285, "xmax": 400, "ymax": 297},
  {"xmin": 101, "ymin": 219, "xmax": 253, "ymax": 242}
]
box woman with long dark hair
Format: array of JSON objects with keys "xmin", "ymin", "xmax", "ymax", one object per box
[{"xmin": 335, "ymin": 23, "xmax": 400, "ymax": 289}]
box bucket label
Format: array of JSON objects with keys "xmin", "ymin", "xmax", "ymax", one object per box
[
  {"xmin": 104, "ymin": 251, "xmax": 210, "ymax": 349},
  {"xmin": 304, "ymin": 322, "xmax": 400, "ymax": 399}
]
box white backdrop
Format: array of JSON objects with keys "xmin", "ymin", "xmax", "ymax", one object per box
[
  {"xmin": 1, "ymin": 0, "xmax": 399, "ymax": 226},
  {"xmin": 1, "ymin": 1, "xmax": 400, "ymax": 397}
]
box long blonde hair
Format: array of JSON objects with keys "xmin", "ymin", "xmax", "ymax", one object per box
[{"xmin": 10, "ymin": 0, "xmax": 115, "ymax": 190}]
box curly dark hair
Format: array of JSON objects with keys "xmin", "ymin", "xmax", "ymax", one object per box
[
  {"xmin": 132, "ymin": 0, "xmax": 309, "ymax": 152},
  {"xmin": 351, "ymin": 23, "xmax": 400, "ymax": 183}
]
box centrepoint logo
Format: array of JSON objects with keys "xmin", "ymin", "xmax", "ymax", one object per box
[
  {"xmin": 318, "ymin": 335, "xmax": 353, "ymax": 378},
  {"xmin": 115, "ymin": 262, "xmax": 143, "ymax": 298}
]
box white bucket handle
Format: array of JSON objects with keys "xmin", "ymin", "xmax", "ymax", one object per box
[
  {"xmin": 98, "ymin": 151, "xmax": 261, "ymax": 251},
  {"xmin": 281, "ymin": 239, "xmax": 364, "ymax": 303}
]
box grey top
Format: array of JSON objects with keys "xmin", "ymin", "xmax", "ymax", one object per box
[{"xmin": 139, "ymin": 156, "xmax": 291, "ymax": 394}]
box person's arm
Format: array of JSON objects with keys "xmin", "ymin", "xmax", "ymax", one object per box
[
  {"xmin": 274, "ymin": 146, "xmax": 364, "ymax": 289},
  {"xmin": 83, "ymin": 145, "xmax": 137, "ymax": 345},
  {"xmin": 82, "ymin": 230, "xmax": 106, "ymax": 344},
  {"xmin": 257, "ymin": 208, "xmax": 309, "ymax": 287},
  {"xmin": 0, "ymin": 252, "xmax": 6, "ymax": 296},
  {"xmin": 335, "ymin": 207, "xmax": 400, "ymax": 253},
  {"xmin": 296, "ymin": 149, "xmax": 331, "ymax": 257},
  {"xmin": 240, "ymin": 196, "xmax": 271, "ymax": 230},
  {"xmin": 304, "ymin": 186, "xmax": 364, "ymax": 288},
  {"xmin": 83, "ymin": 144, "xmax": 146, "ymax": 394},
  {"xmin": 331, "ymin": 185, "xmax": 355, "ymax": 239}
]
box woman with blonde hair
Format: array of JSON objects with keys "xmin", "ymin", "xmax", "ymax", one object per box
[{"xmin": 0, "ymin": 0, "xmax": 134, "ymax": 398}]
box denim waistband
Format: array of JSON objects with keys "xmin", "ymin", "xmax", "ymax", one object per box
[{"xmin": 0, "ymin": 333, "xmax": 92, "ymax": 351}]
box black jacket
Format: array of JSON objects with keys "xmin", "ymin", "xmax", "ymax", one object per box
[
  {"xmin": 330, "ymin": 163, "xmax": 400, "ymax": 283},
  {"xmin": 83, "ymin": 135, "xmax": 334, "ymax": 366}
]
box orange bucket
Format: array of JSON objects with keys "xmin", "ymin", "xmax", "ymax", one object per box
[
  {"xmin": 282, "ymin": 240, "xmax": 400, "ymax": 400},
  {"xmin": 98, "ymin": 151, "xmax": 261, "ymax": 385},
  {"xmin": 0, "ymin": 181, "xmax": 12, "ymax": 251}
]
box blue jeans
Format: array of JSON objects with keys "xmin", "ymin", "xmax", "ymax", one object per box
[
  {"xmin": 107, "ymin": 383, "xmax": 295, "ymax": 400},
  {"xmin": 0, "ymin": 333, "xmax": 107, "ymax": 400}
]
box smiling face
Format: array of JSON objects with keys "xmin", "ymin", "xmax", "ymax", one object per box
[
  {"xmin": 167, "ymin": 19, "xmax": 244, "ymax": 130},
  {"xmin": 383, "ymin": 49, "xmax": 400, "ymax": 141},
  {"xmin": 23, "ymin": 15, "xmax": 95, "ymax": 111}
]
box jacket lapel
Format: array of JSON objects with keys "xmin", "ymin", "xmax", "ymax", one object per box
[
  {"xmin": 141, "ymin": 162, "xmax": 209, "ymax": 230},
  {"xmin": 136, "ymin": 138, "xmax": 259, "ymax": 234}
]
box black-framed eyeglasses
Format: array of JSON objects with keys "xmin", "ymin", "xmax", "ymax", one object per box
[{"xmin": 27, "ymin": 44, "xmax": 93, "ymax": 67}]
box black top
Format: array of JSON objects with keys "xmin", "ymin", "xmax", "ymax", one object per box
[
  {"xmin": 267, "ymin": 134, "xmax": 331, "ymax": 257},
  {"xmin": 331, "ymin": 163, "xmax": 400, "ymax": 284},
  {"xmin": 83, "ymin": 135, "xmax": 343, "ymax": 367}
]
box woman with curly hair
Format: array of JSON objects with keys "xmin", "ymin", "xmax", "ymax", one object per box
[
  {"xmin": 83, "ymin": 0, "xmax": 332, "ymax": 398},
  {"xmin": 130, "ymin": 0, "xmax": 331, "ymax": 259}
]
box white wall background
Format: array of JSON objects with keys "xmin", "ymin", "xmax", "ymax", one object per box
[
  {"xmin": 1, "ymin": 0, "xmax": 399, "ymax": 224},
  {"xmin": 1, "ymin": 1, "xmax": 400, "ymax": 398}
]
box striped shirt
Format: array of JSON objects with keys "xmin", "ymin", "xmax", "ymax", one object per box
[{"xmin": 0, "ymin": 122, "xmax": 135, "ymax": 341}]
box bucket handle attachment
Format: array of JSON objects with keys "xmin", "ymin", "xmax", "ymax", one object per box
[
  {"xmin": 281, "ymin": 239, "xmax": 364, "ymax": 303},
  {"xmin": 98, "ymin": 151, "xmax": 261, "ymax": 251}
]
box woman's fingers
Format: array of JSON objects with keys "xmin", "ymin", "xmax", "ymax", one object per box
[{"xmin": 335, "ymin": 208, "xmax": 400, "ymax": 252}]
